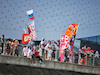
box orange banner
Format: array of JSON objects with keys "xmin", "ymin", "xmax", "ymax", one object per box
[{"xmin": 60, "ymin": 23, "xmax": 79, "ymax": 63}]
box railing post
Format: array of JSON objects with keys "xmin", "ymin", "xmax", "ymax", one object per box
[
  {"xmin": 4, "ymin": 43, "xmax": 6, "ymax": 55},
  {"xmin": 93, "ymin": 54, "xmax": 95, "ymax": 66},
  {"xmin": 55, "ymin": 50, "xmax": 57, "ymax": 61}
]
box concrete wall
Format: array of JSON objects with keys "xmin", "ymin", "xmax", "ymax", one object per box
[
  {"xmin": 0, "ymin": 55, "xmax": 100, "ymax": 75},
  {"xmin": 0, "ymin": 63, "xmax": 97, "ymax": 75}
]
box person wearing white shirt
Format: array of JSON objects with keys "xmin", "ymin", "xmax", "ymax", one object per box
[
  {"xmin": 22, "ymin": 46, "xmax": 27, "ymax": 57},
  {"xmin": 27, "ymin": 47, "xmax": 31, "ymax": 58},
  {"xmin": 39, "ymin": 38, "xmax": 45, "ymax": 57},
  {"xmin": 29, "ymin": 48, "xmax": 36, "ymax": 66},
  {"xmin": 45, "ymin": 41, "xmax": 52, "ymax": 60}
]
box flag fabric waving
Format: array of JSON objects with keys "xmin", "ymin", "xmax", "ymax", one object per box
[
  {"xmin": 60, "ymin": 23, "xmax": 79, "ymax": 62},
  {"xmin": 26, "ymin": 9, "xmax": 34, "ymax": 20},
  {"xmin": 65, "ymin": 23, "xmax": 78, "ymax": 38},
  {"xmin": 22, "ymin": 9, "xmax": 36, "ymax": 44},
  {"xmin": 27, "ymin": 21, "xmax": 37, "ymax": 40},
  {"xmin": 65, "ymin": 23, "xmax": 78, "ymax": 51},
  {"xmin": 22, "ymin": 34, "xmax": 30, "ymax": 44},
  {"xmin": 81, "ymin": 48, "xmax": 95, "ymax": 53}
]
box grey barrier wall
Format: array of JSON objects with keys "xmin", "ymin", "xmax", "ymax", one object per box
[{"xmin": 0, "ymin": 55, "xmax": 100, "ymax": 75}]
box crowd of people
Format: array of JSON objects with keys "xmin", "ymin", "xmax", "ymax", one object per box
[
  {"xmin": 0, "ymin": 35, "xmax": 19, "ymax": 56},
  {"xmin": 62, "ymin": 44, "xmax": 95, "ymax": 65},
  {"xmin": 0, "ymin": 35, "xmax": 57, "ymax": 66},
  {"xmin": 78, "ymin": 44, "xmax": 95, "ymax": 65},
  {"xmin": 22, "ymin": 38, "xmax": 57, "ymax": 66},
  {"xmin": 0, "ymin": 35, "xmax": 97, "ymax": 66}
]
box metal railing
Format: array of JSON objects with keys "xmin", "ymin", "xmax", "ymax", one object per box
[{"xmin": 0, "ymin": 42, "xmax": 100, "ymax": 66}]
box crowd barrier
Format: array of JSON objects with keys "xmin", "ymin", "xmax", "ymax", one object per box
[{"xmin": 0, "ymin": 42, "xmax": 100, "ymax": 66}]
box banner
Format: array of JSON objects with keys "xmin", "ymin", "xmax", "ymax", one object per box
[
  {"xmin": 27, "ymin": 21, "xmax": 37, "ymax": 40},
  {"xmin": 60, "ymin": 35, "xmax": 70, "ymax": 62},
  {"xmin": 26, "ymin": 9, "xmax": 34, "ymax": 20},
  {"xmin": 22, "ymin": 34, "xmax": 30, "ymax": 44},
  {"xmin": 60, "ymin": 23, "xmax": 78, "ymax": 62}
]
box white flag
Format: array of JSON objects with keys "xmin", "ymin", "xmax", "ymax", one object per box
[{"xmin": 27, "ymin": 21, "xmax": 37, "ymax": 40}]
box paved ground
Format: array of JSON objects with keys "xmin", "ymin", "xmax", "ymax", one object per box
[{"xmin": 0, "ymin": 63, "xmax": 98, "ymax": 75}]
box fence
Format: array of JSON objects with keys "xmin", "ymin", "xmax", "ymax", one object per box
[{"xmin": 0, "ymin": 42, "xmax": 100, "ymax": 66}]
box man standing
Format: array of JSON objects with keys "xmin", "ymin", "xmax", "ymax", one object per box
[
  {"xmin": 40, "ymin": 38, "xmax": 45, "ymax": 56},
  {"xmin": 22, "ymin": 46, "xmax": 27, "ymax": 57},
  {"xmin": 51, "ymin": 45, "xmax": 56, "ymax": 61},
  {"xmin": 39, "ymin": 38, "xmax": 45, "ymax": 59},
  {"xmin": 29, "ymin": 47, "xmax": 36, "ymax": 66},
  {"xmin": 1, "ymin": 35, "xmax": 4, "ymax": 53}
]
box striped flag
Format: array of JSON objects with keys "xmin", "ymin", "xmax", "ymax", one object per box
[
  {"xmin": 26, "ymin": 9, "xmax": 34, "ymax": 20},
  {"xmin": 53, "ymin": 40, "xmax": 60, "ymax": 48},
  {"xmin": 27, "ymin": 21, "xmax": 37, "ymax": 40}
]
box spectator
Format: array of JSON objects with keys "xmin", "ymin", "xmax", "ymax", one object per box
[
  {"xmin": 22, "ymin": 46, "xmax": 27, "ymax": 57},
  {"xmin": 82, "ymin": 44, "xmax": 87, "ymax": 50},
  {"xmin": 51, "ymin": 45, "xmax": 56, "ymax": 61},
  {"xmin": 9, "ymin": 39, "xmax": 15, "ymax": 56},
  {"xmin": 74, "ymin": 52, "xmax": 79, "ymax": 63},
  {"xmin": 28, "ymin": 38, "xmax": 35, "ymax": 48},
  {"xmin": 78, "ymin": 53, "xmax": 84, "ymax": 65},
  {"xmin": 29, "ymin": 47, "xmax": 36, "ymax": 66},
  {"xmin": 1, "ymin": 35, "xmax": 4, "ymax": 53},
  {"xmin": 45, "ymin": 41, "xmax": 52, "ymax": 60},
  {"xmin": 80, "ymin": 44, "xmax": 88, "ymax": 65},
  {"xmin": 35, "ymin": 47, "xmax": 42, "ymax": 64},
  {"xmin": 26, "ymin": 46, "xmax": 30, "ymax": 58},
  {"xmin": 39, "ymin": 38, "xmax": 45, "ymax": 57},
  {"xmin": 63, "ymin": 48, "xmax": 69, "ymax": 62},
  {"xmin": 14, "ymin": 40, "xmax": 19, "ymax": 56},
  {"xmin": 5, "ymin": 38, "xmax": 11, "ymax": 55}
]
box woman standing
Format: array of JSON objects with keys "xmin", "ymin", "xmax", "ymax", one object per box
[
  {"xmin": 5, "ymin": 38, "xmax": 11, "ymax": 55},
  {"xmin": 14, "ymin": 40, "xmax": 19, "ymax": 56},
  {"xmin": 9, "ymin": 39, "xmax": 15, "ymax": 56},
  {"xmin": 45, "ymin": 41, "xmax": 52, "ymax": 60}
]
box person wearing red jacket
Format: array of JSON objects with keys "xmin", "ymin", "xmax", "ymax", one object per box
[{"xmin": 35, "ymin": 47, "xmax": 42, "ymax": 64}]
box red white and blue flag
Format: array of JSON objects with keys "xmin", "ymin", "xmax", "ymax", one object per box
[{"xmin": 26, "ymin": 9, "xmax": 34, "ymax": 20}]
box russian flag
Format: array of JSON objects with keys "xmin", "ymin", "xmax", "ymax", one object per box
[{"xmin": 26, "ymin": 9, "xmax": 34, "ymax": 20}]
